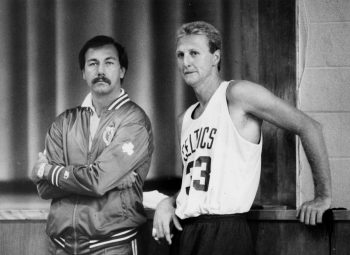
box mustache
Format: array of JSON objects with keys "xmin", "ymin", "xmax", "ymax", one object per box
[{"xmin": 92, "ymin": 76, "xmax": 111, "ymax": 85}]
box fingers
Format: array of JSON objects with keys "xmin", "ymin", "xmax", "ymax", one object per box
[
  {"xmin": 164, "ymin": 225, "xmax": 173, "ymax": 245},
  {"xmin": 152, "ymin": 198, "xmax": 180, "ymax": 245},
  {"xmin": 37, "ymin": 151, "xmax": 48, "ymax": 163},
  {"xmin": 153, "ymin": 213, "xmax": 175, "ymax": 245},
  {"xmin": 298, "ymin": 201, "xmax": 328, "ymax": 225},
  {"xmin": 126, "ymin": 172, "xmax": 136, "ymax": 188},
  {"xmin": 316, "ymin": 210, "xmax": 323, "ymax": 224},
  {"xmin": 172, "ymin": 215, "xmax": 183, "ymax": 231},
  {"xmin": 152, "ymin": 216, "xmax": 165, "ymax": 244},
  {"xmin": 298, "ymin": 204, "xmax": 313, "ymax": 225},
  {"xmin": 152, "ymin": 227, "xmax": 159, "ymax": 243}
]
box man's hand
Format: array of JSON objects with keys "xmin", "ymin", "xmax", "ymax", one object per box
[
  {"xmin": 116, "ymin": 171, "xmax": 137, "ymax": 189},
  {"xmin": 296, "ymin": 196, "xmax": 331, "ymax": 225},
  {"xmin": 152, "ymin": 197, "xmax": 182, "ymax": 245},
  {"xmin": 31, "ymin": 151, "xmax": 48, "ymax": 184}
]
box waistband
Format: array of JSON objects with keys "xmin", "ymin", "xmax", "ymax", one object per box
[
  {"xmin": 180, "ymin": 213, "xmax": 247, "ymax": 225},
  {"xmin": 52, "ymin": 228, "xmax": 138, "ymax": 254}
]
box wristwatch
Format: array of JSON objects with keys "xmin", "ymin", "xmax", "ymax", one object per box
[{"xmin": 37, "ymin": 163, "xmax": 46, "ymax": 179}]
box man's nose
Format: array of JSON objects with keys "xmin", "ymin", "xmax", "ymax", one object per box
[
  {"xmin": 183, "ymin": 54, "xmax": 192, "ymax": 67},
  {"xmin": 97, "ymin": 64, "xmax": 106, "ymax": 75}
]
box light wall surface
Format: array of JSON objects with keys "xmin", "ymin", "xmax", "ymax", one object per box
[{"xmin": 298, "ymin": 0, "xmax": 350, "ymax": 208}]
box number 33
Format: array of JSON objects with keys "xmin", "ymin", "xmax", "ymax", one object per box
[{"xmin": 185, "ymin": 156, "xmax": 211, "ymax": 195}]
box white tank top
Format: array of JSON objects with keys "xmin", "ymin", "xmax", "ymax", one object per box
[{"xmin": 175, "ymin": 81, "xmax": 262, "ymax": 219}]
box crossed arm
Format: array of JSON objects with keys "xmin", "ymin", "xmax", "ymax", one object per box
[
  {"xmin": 32, "ymin": 151, "xmax": 138, "ymax": 199},
  {"xmin": 31, "ymin": 114, "xmax": 152, "ymax": 199}
]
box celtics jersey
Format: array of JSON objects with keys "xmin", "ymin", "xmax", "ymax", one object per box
[{"xmin": 175, "ymin": 81, "xmax": 262, "ymax": 219}]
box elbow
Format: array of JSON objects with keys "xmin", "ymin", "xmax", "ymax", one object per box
[
  {"xmin": 310, "ymin": 118, "xmax": 323, "ymax": 134},
  {"xmin": 300, "ymin": 117, "xmax": 323, "ymax": 136},
  {"xmin": 89, "ymin": 185, "xmax": 106, "ymax": 197},
  {"xmin": 38, "ymin": 192, "xmax": 52, "ymax": 200}
]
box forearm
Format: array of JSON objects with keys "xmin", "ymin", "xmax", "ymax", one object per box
[
  {"xmin": 42, "ymin": 153, "xmax": 151, "ymax": 197},
  {"xmin": 36, "ymin": 180, "xmax": 70, "ymax": 200},
  {"xmin": 299, "ymin": 121, "xmax": 332, "ymax": 199}
]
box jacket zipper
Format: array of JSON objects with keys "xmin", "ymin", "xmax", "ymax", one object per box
[
  {"xmin": 73, "ymin": 195, "xmax": 79, "ymax": 254},
  {"xmin": 73, "ymin": 109, "xmax": 91, "ymax": 254}
]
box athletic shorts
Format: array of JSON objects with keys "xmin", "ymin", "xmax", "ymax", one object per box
[{"xmin": 170, "ymin": 213, "xmax": 255, "ymax": 255}]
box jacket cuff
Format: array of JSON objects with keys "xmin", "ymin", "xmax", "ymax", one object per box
[{"xmin": 47, "ymin": 165, "xmax": 65, "ymax": 187}]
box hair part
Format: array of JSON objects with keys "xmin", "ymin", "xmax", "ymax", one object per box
[
  {"xmin": 78, "ymin": 35, "xmax": 128, "ymax": 81},
  {"xmin": 176, "ymin": 21, "xmax": 222, "ymax": 71}
]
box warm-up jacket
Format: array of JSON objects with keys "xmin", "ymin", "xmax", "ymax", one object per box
[{"xmin": 36, "ymin": 92, "xmax": 153, "ymax": 254}]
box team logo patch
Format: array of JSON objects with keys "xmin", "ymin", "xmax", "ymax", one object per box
[
  {"xmin": 63, "ymin": 170, "xmax": 69, "ymax": 179},
  {"xmin": 103, "ymin": 122, "xmax": 116, "ymax": 146},
  {"xmin": 122, "ymin": 142, "xmax": 134, "ymax": 156}
]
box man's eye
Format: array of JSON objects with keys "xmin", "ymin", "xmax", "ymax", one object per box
[
  {"xmin": 88, "ymin": 62, "xmax": 97, "ymax": 66},
  {"xmin": 106, "ymin": 62, "xmax": 114, "ymax": 65},
  {"xmin": 177, "ymin": 53, "xmax": 184, "ymax": 58},
  {"xmin": 190, "ymin": 51, "xmax": 199, "ymax": 56}
]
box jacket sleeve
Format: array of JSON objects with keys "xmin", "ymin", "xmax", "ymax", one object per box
[
  {"xmin": 36, "ymin": 180, "xmax": 71, "ymax": 200},
  {"xmin": 44, "ymin": 111, "xmax": 153, "ymax": 197},
  {"xmin": 36, "ymin": 115, "xmax": 71, "ymax": 199}
]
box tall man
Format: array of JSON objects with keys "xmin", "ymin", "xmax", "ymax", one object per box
[
  {"xmin": 31, "ymin": 35, "xmax": 153, "ymax": 255},
  {"xmin": 153, "ymin": 21, "xmax": 331, "ymax": 255}
]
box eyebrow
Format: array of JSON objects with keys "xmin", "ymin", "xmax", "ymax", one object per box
[
  {"xmin": 86, "ymin": 56, "xmax": 118, "ymax": 62},
  {"xmin": 105, "ymin": 56, "xmax": 117, "ymax": 61}
]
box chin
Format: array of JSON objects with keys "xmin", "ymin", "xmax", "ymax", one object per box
[
  {"xmin": 92, "ymin": 87, "xmax": 112, "ymax": 95},
  {"xmin": 184, "ymin": 79, "xmax": 200, "ymax": 88}
]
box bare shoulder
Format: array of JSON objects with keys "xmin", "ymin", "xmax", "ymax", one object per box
[
  {"xmin": 227, "ymin": 80, "xmax": 266, "ymax": 103},
  {"xmin": 227, "ymin": 79, "xmax": 279, "ymax": 113},
  {"xmin": 226, "ymin": 80, "xmax": 262, "ymax": 110},
  {"xmin": 226, "ymin": 80, "xmax": 263, "ymax": 143}
]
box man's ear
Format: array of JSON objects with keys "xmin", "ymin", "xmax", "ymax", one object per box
[
  {"xmin": 82, "ymin": 70, "xmax": 86, "ymax": 81},
  {"xmin": 212, "ymin": 49, "xmax": 221, "ymax": 67},
  {"xmin": 120, "ymin": 67, "xmax": 126, "ymax": 79}
]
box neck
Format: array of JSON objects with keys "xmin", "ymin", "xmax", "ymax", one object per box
[
  {"xmin": 193, "ymin": 75, "xmax": 222, "ymax": 107},
  {"xmin": 91, "ymin": 89, "xmax": 121, "ymax": 116}
]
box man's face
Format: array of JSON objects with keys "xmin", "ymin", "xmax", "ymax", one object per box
[
  {"xmin": 176, "ymin": 34, "xmax": 220, "ymax": 87},
  {"xmin": 82, "ymin": 44, "xmax": 125, "ymax": 96}
]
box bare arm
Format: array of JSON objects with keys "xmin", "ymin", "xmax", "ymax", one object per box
[
  {"xmin": 152, "ymin": 113, "xmax": 185, "ymax": 244},
  {"xmin": 228, "ymin": 80, "xmax": 331, "ymax": 225}
]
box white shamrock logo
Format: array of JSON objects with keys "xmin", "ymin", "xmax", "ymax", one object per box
[{"xmin": 122, "ymin": 142, "xmax": 134, "ymax": 156}]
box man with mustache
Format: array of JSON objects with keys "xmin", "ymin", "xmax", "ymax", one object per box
[
  {"xmin": 31, "ymin": 35, "xmax": 153, "ymax": 255},
  {"xmin": 152, "ymin": 21, "xmax": 331, "ymax": 255}
]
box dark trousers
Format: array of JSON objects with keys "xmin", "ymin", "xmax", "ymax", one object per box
[{"xmin": 170, "ymin": 213, "xmax": 255, "ymax": 255}]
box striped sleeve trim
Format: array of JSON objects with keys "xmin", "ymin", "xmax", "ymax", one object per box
[
  {"xmin": 89, "ymin": 228, "xmax": 138, "ymax": 249},
  {"xmin": 52, "ymin": 237, "xmax": 65, "ymax": 249},
  {"xmin": 48, "ymin": 165, "xmax": 64, "ymax": 186},
  {"xmin": 131, "ymin": 239, "xmax": 138, "ymax": 255},
  {"xmin": 52, "ymin": 228, "xmax": 138, "ymax": 252}
]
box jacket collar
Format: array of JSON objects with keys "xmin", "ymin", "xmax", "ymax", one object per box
[{"xmin": 81, "ymin": 89, "xmax": 130, "ymax": 113}]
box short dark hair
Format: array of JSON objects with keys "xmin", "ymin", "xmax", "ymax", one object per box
[
  {"xmin": 177, "ymin": 21, "xmax": 222, "ymax": 71},
  {"xmin": 78, "ymin": 35, "xmax": 128, "ymax": 75}
]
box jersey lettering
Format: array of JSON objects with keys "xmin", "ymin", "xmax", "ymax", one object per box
[{"xmin": 182, "ymin": 127, "xmax": 217, "ymax": 162}]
